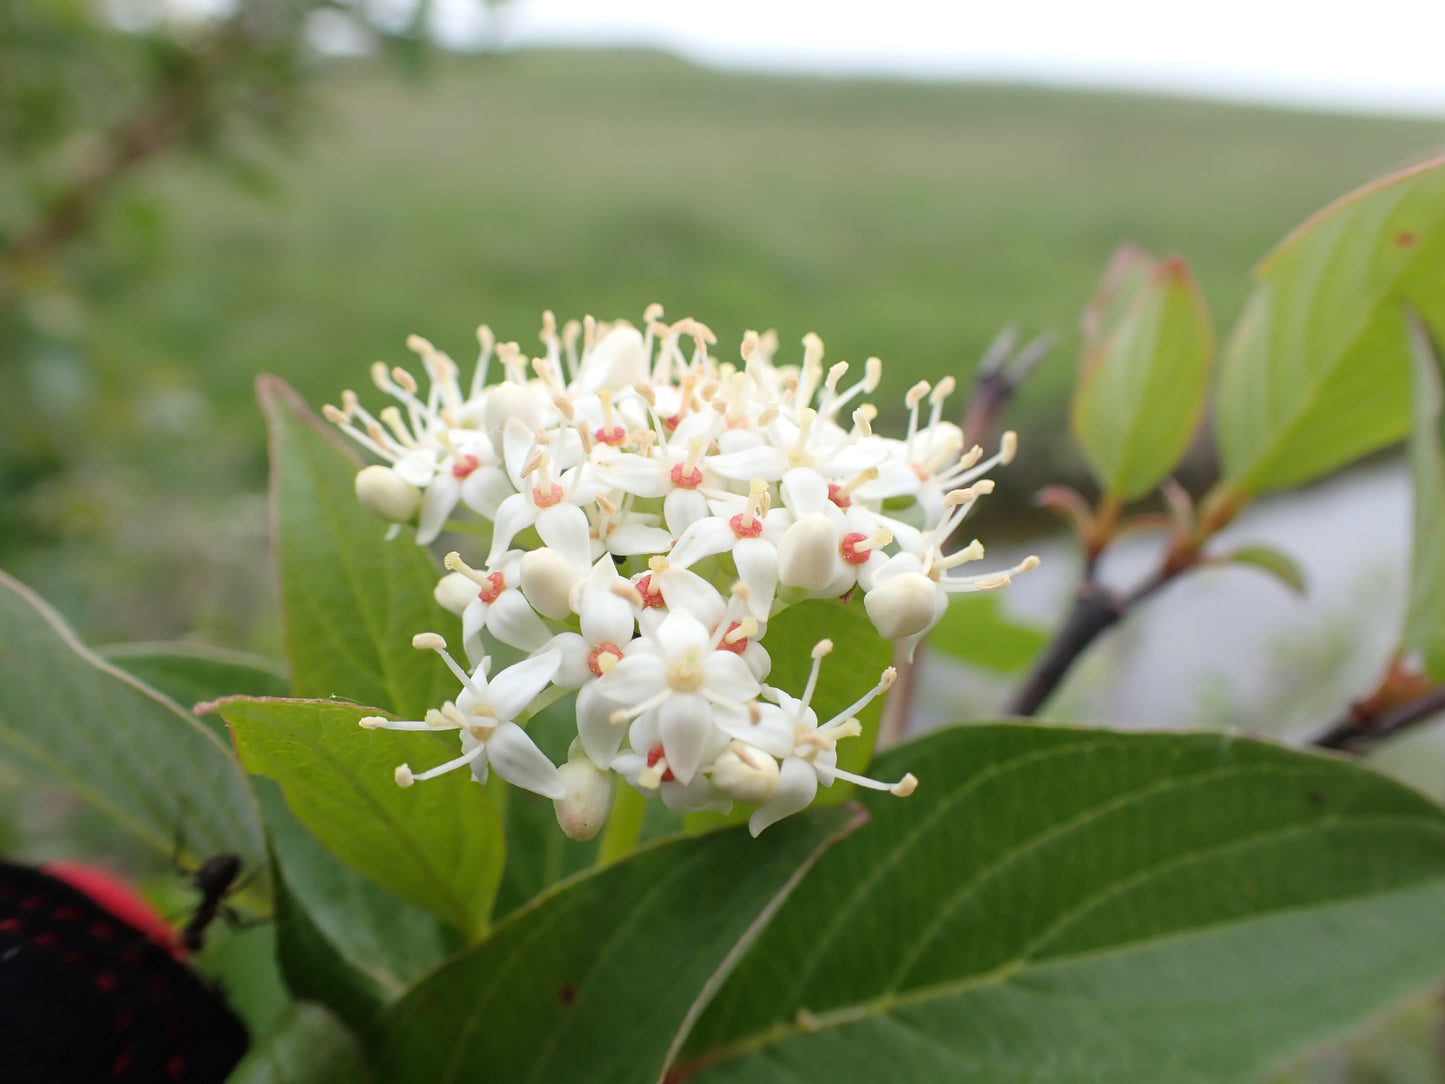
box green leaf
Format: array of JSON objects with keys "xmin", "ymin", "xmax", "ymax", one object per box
[
  {"xmin": 1217, "ymin": 156, "xmax": 1445, "ymax": 494},
  {"xmin": 927, "ymin": 592, "xmax": 1049, "ymax": 675},
  {"xmin": 0, "ymin": 571, "xmax": 267, "ymax": 889},
  {"xmin": 228, "ymin": 1003, "xmax": 370, "ymax": 1084},
  {"xmin": 260, "ymin": 375, "xmax": 459, "ymax": 719},
  {"xmin": 370, "ymin": 807, "xmax": 862, "ymax": 1084},
  {"xmin": 1213, "ymin": 543, "xmax": 1309, "ymax": 595},
  {"xmin": 681, "ymin": 723, "xmax": 1445, "ymax": 1083},
  {"xmin": 260, "ymin": 779, "xmax": 460, "ymax": 1030},
  {"xmin": 220, "ymin": 696, "xmax": 503, "ymax": 941},
  {"xmin": 1071, "ymin": 246, "xmax": 1214, "ymax": 500},
  {"xmin": 1404, "ymin": 309, "xmax": 1445, "ymax": 680},
  {"xmin": 101, "ymin": 642, "xmax": 288, "ymax": 743}
]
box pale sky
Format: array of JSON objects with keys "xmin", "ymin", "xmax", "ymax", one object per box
[{"xmin": 431, "ymin": 0, "xmax": 1445, "ymax": 116}]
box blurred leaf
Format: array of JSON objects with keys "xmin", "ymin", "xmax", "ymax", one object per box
[
  {"xmin": 260, "ymin": 375, "xmax": 459, "ymax": 719},
  {"xmin": 1071, "ymin": 246, "xmax": 1214, "ymax": 500},
  {"xmin": 229, "ymin": 1002, "xmax": 370, "ymax": 1084},
  {"xmin": 1404, "ymin": 309, "xmax": 1445, "ymax": 681},
  {"xmin": 1213, "ymin": 544, "xmax": 1309, "ymax": 595},
  {"xmin": 682, "ymin": 723, "xmax": 1445, "ymax": 1082},
  {"xmin": 100, "ymin": 640, "xmax": 288, "ymax": 708},
  {"xmin": 927, "ymin": 592, "xmax": 1049, "ymax": 674},
  {"xmin": 221, "ymin": 696, "xmax": 503, "ymax": 941},
  {"xmin": 0, "ymin": 571, "xmax": 268, "ymax": 893},
  {"xmin": 258, "ymin": 779, "xmax": 460, "ymax": 1031},
  {"xmin": 1217, "ymin": 155, "xmax": 1445, "ymax": 494},
  {"xmin": 370, "ymin": 806, "xmax": 862, "ymax": 1084}
]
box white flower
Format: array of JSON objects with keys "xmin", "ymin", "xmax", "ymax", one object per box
[
  {"xmin": 745, "ymin": 639, "xmax": 916, "ymax": 836},
  {"xmin": 333, "ymin": 306, "xmax": 1036, "ymax": 838},
  {"xmin": 593, "ymin": 608, "xmax": 761, "ymax": 785},
  {"xmin": 361, "ymin": 633, "xmax": 564, "ymax": 799}
]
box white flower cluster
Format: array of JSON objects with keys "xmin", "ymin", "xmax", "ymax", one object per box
[{"xmin": 327, "ymin": 306, "xmax": 1035, "ymax": 838}]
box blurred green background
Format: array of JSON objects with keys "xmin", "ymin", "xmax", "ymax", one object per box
[{"xmin": 3, "ymin": 17, "xmax": 1442, "ymax": 653}]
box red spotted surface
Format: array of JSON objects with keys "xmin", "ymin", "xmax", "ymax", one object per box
[{"xmin": 0, "ymin": 859, "xmax": 248, "ymax": 1083}]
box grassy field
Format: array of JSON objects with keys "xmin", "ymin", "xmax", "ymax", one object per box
[{"xmin": 15, "ymin": 49, "xmax": 1445, "ymax": 644}]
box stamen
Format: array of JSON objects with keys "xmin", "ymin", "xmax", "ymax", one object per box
[{"xmin": 405, "ymin": 741, "xmax": 489, "ymax": 784}]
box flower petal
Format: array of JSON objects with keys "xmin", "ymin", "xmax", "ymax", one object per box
[
  {"xmin": 658, "ymin": 693, "xmax": 711, "ymax": 785},
  {"xmin": 488, "ymin": 650, "xmax": 562, "ymax": 721},
  {"xmin": 486, "ymin": 721, "xmax": 565, "ymax": 799},
  {"xmin": 748, "ymin": 756, "xmax": 818, "ymax": 836},
  {"xmin": 576, "ymin": 682, "xmax": 626, "ymax": 767}
]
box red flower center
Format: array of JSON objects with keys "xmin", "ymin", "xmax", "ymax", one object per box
[
  {"xmin": 634, "ymin": 573, "xmax": 666, "ymax": 609},
  {"xmin": 839, "ymin": 532, "xmax": 873, "ymax": 565},
  {"xmin": 729, "ymin": 513, "xmax": 763, "ymax": 539},
  {"xmin": 451, "ymin": 454, "xmax": 480, "ymax": 479},
  {"xmin": 533, "ymin": 483, "xmax": 565, "ymax": 508},
  {"xmin": 670, "ymin": 463, "xmax": 704, "ymax": 489},
  {"xmin": 646, "ymin": 744, "xmax": 676, "ymax": 783},
  {"xmin": 478, "ymin": 571, "xmax": 506, "ymax": 605},
  {"xmin": 717, "ymin": 621, "xmax": 748, "ymax": 654},
  {"xmin": 595, "ymin": 426, "xmax": 627, "ymax": 445},
  {"xmin": 587, "ymin": 642, "xmax": 624, "ymax": 677}
]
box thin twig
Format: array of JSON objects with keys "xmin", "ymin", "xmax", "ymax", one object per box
[
  {"xmin": 1312, "ymin": 684, "xmax": 1445, "ymax": 754},
  {"xmin": 1005, "ymin": 562, "xmax": 1180, "ymax": 717},
  {"xmin": 960, "ymin": 327, "xmax": 1052, "ymax": 449}
]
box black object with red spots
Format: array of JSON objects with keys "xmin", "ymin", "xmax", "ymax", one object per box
[{"xmin": 0, "ymin": 859, "xmax": 249, "ymax": 1083}]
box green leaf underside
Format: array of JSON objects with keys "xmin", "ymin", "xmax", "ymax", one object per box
[
  {"xmin": 1072, "ymin": 251, "xmax": 1213, "ymax": 501},
  {"xmin": 0, "ymin": 571, "xmax": 268, "ymax": 888},
  {"xmin": 681, "ymin": 724, "xmax": 1445, "ymax": 1083},
  {"xmin": 370, "ymin": 807, "xmax": 862, "ymax": 1084},
  {"xmin": 228, "ymin": 1002, "xmax": 370, "ymax": 1084},
  {"xmin": 222, "ymin": 696, "xmax": 503, "ymax": 940},
  {"xmin": 101, "ymin": 641, "xmax": 289, "ymax": 743},
  {"xmin": 1216, "ymin": 544, "xmax": 1309, "ymax": 595},
  {"xmin": 1405, "ymin": 311, "xmax": 1445, "ymax": 681},
  {"xmin": 261, "ymin": 375, "xmax": 460, "ymax": 720},
  {"xmin": 927, "ymin": 593, "xmax": 1049, "ymax": 675},
  {"xmin": 1217, "ymin": 156, "xmax": 1445, "ymax": 494},
  {"xmin": 260, "ymin": 779, "xmax": 460, "ymax": 1030}
]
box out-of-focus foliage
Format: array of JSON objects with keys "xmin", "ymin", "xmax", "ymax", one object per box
[{"xmin": 0, "ymin": 0, "xmax": 499, "ymax": 652}]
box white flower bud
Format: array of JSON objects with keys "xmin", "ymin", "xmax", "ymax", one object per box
[
  {"xmin": 777, "ymin": 513, "xmax": 839, "ymax": 591},
  {"xmin": 483, "ymin": 381, "xmax": 543, "ymax": 453},
  {"xmin": 578, "ymin": 325, "xmax": 648, "ymax": 391},
  {"xmin": 864, "ymin": 572, "xmax": 942, "ymax": 640},
  {"xmin": 553, "ymin": 757, "xmax": 615, "ymax": 841},
  {"xmin": 355, "ymin": 465, "xmax": 421, "ymax": 524},
  {"xmin": 519, "ymin": 547, "xmax": 577, "ymax": 621},
  {"xmin": 711, "ymin": 742, "xmax": 781, "ymax": 805},
  {"xmin": 433, "ymin": 571, "xmax": 476, "ymax": 615}
]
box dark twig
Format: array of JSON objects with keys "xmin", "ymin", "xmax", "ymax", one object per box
[
  {"xmin": 1312, "ymin": 684, "xmax": 1445, "ymax": 754},
  {"xmin": 961, "ymin": 326, "xmax": 1053, "ymax": 449},
  {"xmin": 1006, "ymin": 562, "xmax": 1180, "ymax": 717}
]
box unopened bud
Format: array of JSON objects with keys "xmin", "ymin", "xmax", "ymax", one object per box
[
  {"xmin": 864, "ymin": 573, "xmax": 943, "ymax": 640},
  {"xmin": 355, "ymin": 465, "xmax": 421, "ymax": 524},
  {"xmin": 777, "ymin": 514, "xmax": 839, "ymax": 592},
  {"xmin": 519, "ymin": 547, "xmax": 577, "ymax": 621},
  {"xmin": 553, "ymin": 758, "xmax": 615, "ymax": 841},
  {"xmin": 433, "ymin": 570, "xmax": 477, "ymax": 615},
  {"xmin": 578, "ymin": 325, "xmax": 649, "ymax": 391},
  {"xmin": 711, "ymin": 742, "xmax": 781, "ymax": 805}
]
